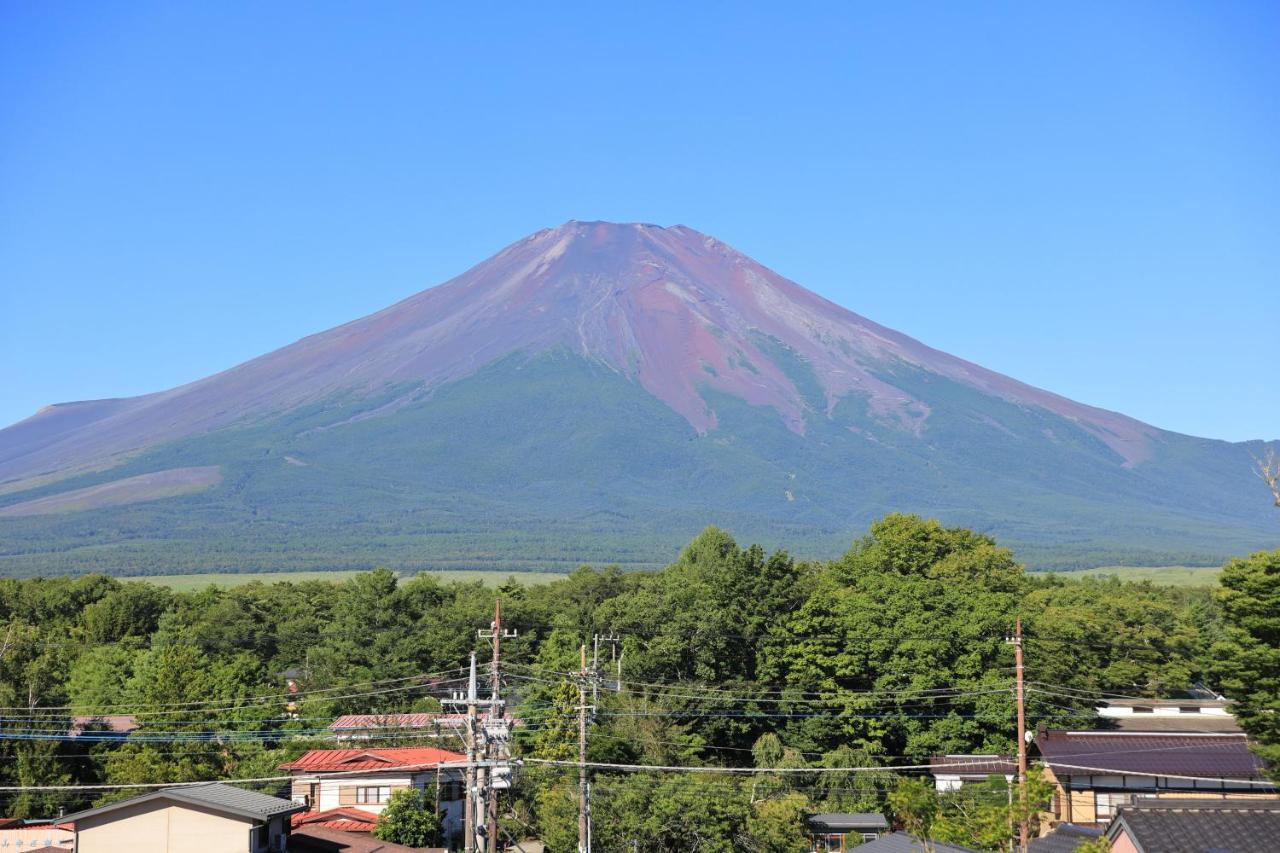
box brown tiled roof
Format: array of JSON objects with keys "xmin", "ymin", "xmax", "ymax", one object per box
[
  {"xmin": 1034, "ymin": 730, "xmax": 1271, "ymax": 779},
  {"xmin": 280, "ymin": 747, "xmax": 466, "ymax": 773},
  {"xmin": 929, "ymin": 754, "xmax": 1018, "ymax": 775},
  {"xmin": 1107, "ymin": 797, "xmax": 1280, "ymax": 852}
]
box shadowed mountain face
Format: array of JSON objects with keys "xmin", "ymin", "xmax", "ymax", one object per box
[{"xmin": 0, "ymin": 222, "xmax": 1274, "ymax": 575}]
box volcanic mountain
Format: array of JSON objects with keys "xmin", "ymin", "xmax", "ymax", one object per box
[{"xmin": 1, "ymin": 222, "xmax": 1274, "ymax": 575}]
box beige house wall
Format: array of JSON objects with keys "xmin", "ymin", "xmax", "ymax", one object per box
[
  {"xmin": 75, "ymin": 800, "xmax": 257, "ymax": 853},
  {"xmin": 1153, "ymin": 791, "xmax": 1279, "ymax": 802}
]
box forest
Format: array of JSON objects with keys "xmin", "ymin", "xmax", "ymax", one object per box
[{"xmin": 1, "ymin": 513, "xmax": 1276, "ymax": 851}]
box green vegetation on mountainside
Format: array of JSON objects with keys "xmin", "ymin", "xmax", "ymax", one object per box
[{"xmin": 0, "ymin": 350, "xmax": 1273, "ymax": 577}]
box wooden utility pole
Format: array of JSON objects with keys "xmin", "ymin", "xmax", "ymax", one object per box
[
  {"xmin": 1014, "ymin": 618, "xmax": 1029, "ymax": 852},
  {"xmin": 578, "ymin": 643, "xmax": 590, "ymax": 853}
]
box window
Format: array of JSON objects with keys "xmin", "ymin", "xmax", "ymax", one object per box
[
  {"xmin": 1132, "ymin": 706, "xmax": 1154, "ymax": 714},
  {"xmin": 1179, "ymin": 706, "xmax": 1203, "ymax": 714},
  {"xmin": 810, "ymin": 834, "xmax": 845, "ymax": 852},
  {"xmin": 1096, "ymin": 792, "xmax": 1131, "ymax": 819},
  {"xmin": 439, "ymin": 780, "xmax": 465, "ymax": 800},
  {"xmin": 356, "ymin": 785, "xmax": 392, "ymax": 804}
]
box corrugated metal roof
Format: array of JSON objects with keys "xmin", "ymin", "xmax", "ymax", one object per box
[
  {"xmin": 840, "ymin": 830, "xmax": 976, "ymax": 852},
  {"xmin": 59, "ymin": 782, "xmax": 303, "ymax": 824},
  {"xmin": 1034, "ymin": 730, "xmax": 1269, "ymax": 779},
  {"xmin": 291, "ymin": 825, "xmax": 445, "ymax": 852},
  {"xmin": 330, "ymin": 713, "xmax": 468, "ymax": 730},
  {"xmin": 280, "ymin": 746, "xmax": 466, "ymax": 772},
  {"xmin": 805, "ymin": 812, "xmax": 889, "ymax": 831},
  {"xmin": 1028, "ymin": 823, "xmax": 1104, "ymax": 852},
  {"xmin": 1106, "ymin": 715, "xmax": 1241, "ymax": 733},
  {"xmin": 930, "ymin": 754, "xmax": 1018, "ymax": 775},
  {"xmin": 293, "ymin": 806, "xmax": 380, "ymax": 832},
  {"xmin": 165, "ymin": 782, "xmax": 302, "ymax": 817}
]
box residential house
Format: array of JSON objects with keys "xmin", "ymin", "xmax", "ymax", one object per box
[
  {"xmin": 805, "ymin": 812, "xmax": 889, "ymax": 851},
  {"xmin": 290, "ymin": 824, "xmax": 443, "ymax": 852},
  {"xmin": 1027, "ymin": 823, "xmax": 1104, "ymax": 852},
  {"xmin": 59, "ymin": 781, "xmax": 303, "ymax": 853},
  {"xmin": 67, "ymin": 714, "xmax": 139, "ymax": 740},
  {"xmin": 1034, "ymin": 729, "xmax": 1276, "ymax": 826},
  {"xmin": 0, "ymin": 818, "xmax": 75, "ymax": 851},
  {"xmin": 328, "ymin": 713, "xmax": 469, "ymax": 741},
  {"xmin": 328, "ymin": 713, "xmax": 518, "ymax": 742},
  {"xmin": 836, "ymin": 831, "xmax": 976, "ymax": 852},
  {"xmin": 1096, "ymin": 694, "xmax": 1239, "ymax": 733},
  {"xmin": 1105, "ymin": 796, "xmax": 1280, "ymax": 852},
  {"xmin": 280, "ymin": 747, "xmax": 466, "ymax": 847},
  {"xmin": 291, "ymin": 807, "xmax": 381, "ymax": 833},
  {"xmin": 929, "ymin": 754, "xmax": 1017, "ymax": 792}
]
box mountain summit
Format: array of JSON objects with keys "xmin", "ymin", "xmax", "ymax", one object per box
[{"xmin": 0, "ymin": 222, "xmax": 1274, "ymax": 574}]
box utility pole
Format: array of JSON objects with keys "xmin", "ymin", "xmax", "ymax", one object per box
[
  {"xmin": 578, "ymin": 643, "xmax": 590, "ymax": 853},
  {"xmin": 483, "ymin": 600, "xmax": 516, "ymax": 853},
  {"xmin": 445, "ymin": 606, "xmax": 515, "ymax": 853},
  {"xmin": 1007, "ymin": 618, "xmax": 1029, "ymax": 853},
  {"xmin": 591, "ymin": 634, "xmax": 618, "ymax": 709},
  {"xmin": 463, "ymin": 653, "xmax": 479, "ymax": 853}
]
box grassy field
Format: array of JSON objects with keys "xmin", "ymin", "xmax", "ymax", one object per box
[
  {"xmin": 1036, "ymin": 565, "xmax": 1222, "ymax": 587},
  {"xmin": 135, "ymin": 564, "xmax": 1226, "ymax": 590},
  {"xmin": 130, "ymin": 569, "xmax": 569, "ymax": 591}
]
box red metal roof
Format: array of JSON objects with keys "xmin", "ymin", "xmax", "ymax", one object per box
[
  {"xmin": 329, "ymin": 713, "xmax": 469, "ymax": 730},
  {"xmin": 280, "ymin": 746, "xmax": 466, "ymax": 772},
  {"xmin": 292, "ymin": 806, "xmax": 380, "ymax": 832},
  {"xmin": 1035, "ymin": 730, "xmax": 1271, "ymax": 779},
  {"xmin": 329, "ymin": 712, "xmax": 518, "ymax": 730}
]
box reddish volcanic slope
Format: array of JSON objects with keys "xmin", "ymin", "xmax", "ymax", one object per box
[{"xmin": 0, "ymin": 221, "xmax": 1157, "ymax": 484}]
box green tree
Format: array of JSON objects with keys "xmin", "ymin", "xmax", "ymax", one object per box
[
  {"xmin": 889, "ymin": 778, "xmax": 941, "ymax": 851},
  {"xmin": 1211, "ymin": 549, "xmax": 1280, "ymax": 777},
  {"xmin": 891, "ymin": 769, "xmax": 1055, "ymax": 852},
  {"xmin": 746, "ymin": 791, "xmax": 812, "ymax": 853},
  {"xmin": 763, "ymin": 514, "xmax": 1022, "ymax": 757},
  {"xmin": 373, "ymin": 786, "xmax": 441, "ymax": 847}
]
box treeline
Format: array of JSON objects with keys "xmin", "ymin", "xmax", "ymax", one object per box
[{"xmin": 0, "ymin": 514, "xmax": 1275, "ymax": 851}]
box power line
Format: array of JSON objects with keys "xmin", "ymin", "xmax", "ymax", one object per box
[{"xmin": 0, "ymin": 666, "xmax": 470, "ymax": 713}]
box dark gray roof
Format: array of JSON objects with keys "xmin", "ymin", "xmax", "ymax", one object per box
[
  {"xmin": 1028, "ymin": 823, "xmax": 1104, "ymax": 853},
  {"xmin": 1106, "ymin": 798, "xmax": 1280, "ymax": 853},
  {"xmin": 60, "ymin": 782, "xmax": 304, "ymax": 824},
  {"xmin": 842, "ymin": 831, "xmax": 976, "ymax": 852},
  {"xmin": 1034, "ymin": 730, "xmax": 1270, "ymax": 779},
  {"xmin": 805, "ymin": 812, "xmax": 889, "ymax": 831}
]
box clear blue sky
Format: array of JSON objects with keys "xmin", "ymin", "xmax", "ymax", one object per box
[{"xmin": 2, "ymin": 2, "xmax": 1277, "ymax": 441}]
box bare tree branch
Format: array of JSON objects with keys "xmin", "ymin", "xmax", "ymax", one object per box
[{"xmin": 1252, "ymin": 447, "xmax": 1280, "ymax": 509}]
